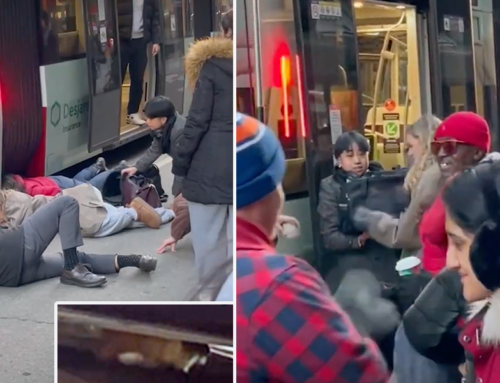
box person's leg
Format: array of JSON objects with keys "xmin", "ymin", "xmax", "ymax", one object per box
[
  {"xmin": 127, "ymin": 39, "xmax": 148, "ymax": 116},
  {"xmin": 49, "ymin": 176, "xmax": 80, "ymax": 190},
  {"xmin": 128, "ymin": 207, "xmax": 174, "ymax": 228},
  {"xmin": 73, "ymin": 158, "xmax": 108, "ymax": 183},
  {"xmin": 79, "ymin": 251, "xmax": 157, "ymax": 274},
  {"xmin": 188, "ymin": 202, "xmax": 232, "ymax": 284},
  {"xmin": 120, "ymin": 39, "xmax": 130, "ymax": 85},
  {"xmin": 87, "ymin": 169, "xmax": 115, "ymax": 191},
  {"xmin": 20, "ymin": 195, "xmax": 106, "ymax": 287},
  {"xmin": 93, "ymin": 204, "xmax": 136, "ymax": 237},
  {"xmin": 20, "ymin": 250, "xmax": 156, "ymax": 285}
]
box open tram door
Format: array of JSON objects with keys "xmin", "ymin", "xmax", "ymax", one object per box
[
  {"xmin": 286, "ymin": 0, "xmax": 364, "ymax": 274},
  {"xmin": 82, "ymin": 0, "xmax": 122, "ymax": 151}
]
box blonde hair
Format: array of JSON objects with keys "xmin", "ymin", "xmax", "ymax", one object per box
[{"xmin": 404, "ymin": 115, "xmax": 442, "ymax": 192}]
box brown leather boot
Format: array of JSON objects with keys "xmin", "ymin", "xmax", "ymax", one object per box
[{"xmin": 129, "ymin": 197, "xmax": 161, "ymax": 229}]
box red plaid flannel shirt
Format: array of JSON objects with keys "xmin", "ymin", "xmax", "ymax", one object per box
[{"xmin": 236, "ymin": 217, "xmax": 389, "ymax": 383}]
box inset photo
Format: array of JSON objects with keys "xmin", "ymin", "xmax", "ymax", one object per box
[{"xmin": 56, "ymin": 303, "xmax": 233, "ymax": 383}]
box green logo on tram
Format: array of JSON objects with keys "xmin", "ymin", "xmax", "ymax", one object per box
[
  {"xmin": 384, "ymin": 122, "xmax": 399, "ymax": 137},
  {"xmin": 50, "ymin": 102, "xmax": 61, "ymax": 127},
  {"xmin": 50, "ymin": 99, "xmax": 89, "ymax": 131}
]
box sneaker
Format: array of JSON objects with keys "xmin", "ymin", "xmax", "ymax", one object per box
[
  {"xmin": 129, "ymin": 197, "xmax": 161, "ymax": 229},
  {"xmin": 127, "ymin": 113, "xmax": 146, "ymax": 125},
  {"xmin": 94, "ymin": 157, "xmax": 107, "ymax": 173}
]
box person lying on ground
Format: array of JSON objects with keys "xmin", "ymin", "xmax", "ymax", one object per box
[
  {"xmin": 2, "ymin": 157, "xmax": 126, "ymax": 196},
  {"xmin": 0, "ymin": 195, "xmax": 157, "ymax": 288},
  {"xmin": 0, "ymin": 183, "xmax": 174, "ymax": 236}
]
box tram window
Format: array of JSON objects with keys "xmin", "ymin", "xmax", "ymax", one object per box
[
  {"xmin": 39, "ymin": 0, "xmax": 86, "ymax": 65},
  {"xmin": 471, "ymin": 2, "xmax": 499, "ymax": 149},
  {"xmin": 184, "ymin": 0, "xmax": 195, "ymax": 38},
  {"xmin": 212, "ymin": 0, "xmax": 232, "ymax": 34},
  {"xmin": 436, "ymin": 1, "xmax": 476, "ymax": 116},
  {"xmin": 236, "ymin": 0, "xmax": 308, "ymax": 196}
]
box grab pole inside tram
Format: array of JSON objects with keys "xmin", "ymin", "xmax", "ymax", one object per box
[{"xmin": 251, "ymin": 0, "xmax": 264, "ymax": 122}]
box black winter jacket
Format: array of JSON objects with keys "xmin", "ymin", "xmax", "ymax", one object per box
[
  {"xmin": 172, "ymin": 38, "xmax": 233, "ymax": 205},
  {"xmin": 403, "ymin": 268, "xmax": 467, "ymax": 365},
  {"xmin": 319, "ymin": 163, "xmax": 401, "ymax": 290},
  {"xmin": 135, "ymin": 114, "xmax": 185, "ymax": 197},
  {"xmin": 116, "ymin": 0, "xmax": 161, "ymax": 44}
]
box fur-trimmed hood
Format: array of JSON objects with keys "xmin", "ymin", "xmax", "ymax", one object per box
[
  {"xmin": 185, "ymin": 37, "xmax": 233, "ymax": 89},
  {"xmin": 468, "ymin": 290, "xmax": 500, "ymax": 346}
]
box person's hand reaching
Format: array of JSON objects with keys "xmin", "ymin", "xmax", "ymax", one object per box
[
  {"xmin": 275, "ymin": 215, "xmax": 300, "ymax": 238},
  {"xmin": 157, "ymin": 236, "xmax": 177, "ymax": 253},
  {"xmin": 121, "ymin": 167, "xmax": 138, "ymax": 177}
]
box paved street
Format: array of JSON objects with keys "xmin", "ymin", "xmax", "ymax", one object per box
[{"xmin": 0, "ymin": 146, "xmax": 197, "ymax": 383}]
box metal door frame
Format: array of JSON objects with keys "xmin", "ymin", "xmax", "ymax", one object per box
[{"xmin": 82, "ymin": 0, "xmax": 123, "ymax": 152}]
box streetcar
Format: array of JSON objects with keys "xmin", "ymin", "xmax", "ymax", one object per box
[
  {"xmin": 0, "ymin": 0, "xmax": 231, "ymax": 178},
  {"xmin": 237, "ymin": 0, "xmax": 500, "ymax": 272}
]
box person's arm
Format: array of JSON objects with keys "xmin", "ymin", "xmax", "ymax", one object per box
[
  {"xmin": 172, "ymin": 64, "xmax": 213, "ymax": 177},
  {"xmin": 135, "ymin": 138, "xmax": 163, "ymax": 173},
  {"xmin": 249, "ymin": 263, "xmax": 389, "ymax": 383},
  {"xmin": 170, "ymin": 194, "xmax": 190, "ymax": 241},
  {"xmin": 402, "ymin": 269, "xmax": 466, "ymax": 365},
  {"xmin": 318, "ymin": 178, "xmax": 362, "ymax": 251},
  {"xmin": 150, "ymin": 0, "xmax": 161, "ymax": 45},
  {"xmin": 353, "ymin": 205, "xmax": 421, "ymax": 250}
]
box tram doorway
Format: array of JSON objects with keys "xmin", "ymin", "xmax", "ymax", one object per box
[{"xmin": 354, "ymin": 1, "xmax": 425, "ymax": 169}]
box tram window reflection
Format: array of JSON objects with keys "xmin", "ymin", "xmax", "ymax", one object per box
[
  {"xmin": 236, "ymin": 0, "xmax": 307, "ymax": 196},
  {"xmin": 435, "ymin": 1, "xmax": 476, "ymax": 116},
  {"xmin": 39, "ymin": 0, "xmax": 86, "ymax": 65},
  {"xmin": 471, "ymin": 0, "xmax": 499, "ymax": 150}
]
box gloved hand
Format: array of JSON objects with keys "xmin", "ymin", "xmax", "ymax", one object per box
[{"xmin": 334, "ymin": 269, "xmax": 401, "ymax": 340}]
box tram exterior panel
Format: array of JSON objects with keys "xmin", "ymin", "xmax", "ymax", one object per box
[{"xmin": 0, "ymin": 0, "xmax": 231, "ymax": 177}]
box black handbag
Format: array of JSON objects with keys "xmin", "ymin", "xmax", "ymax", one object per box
[{"xmin": 340, "ymin": 168, "xmax": 409, "ymax": 231}]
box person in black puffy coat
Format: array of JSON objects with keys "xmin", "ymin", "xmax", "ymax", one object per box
[
  {"xmin": 392, "ymin": 268, "xmax": 466, "ymax": 383},
  {"xmin": 172, "ymin": 10, "xmax": 233, "ymax": 288}
]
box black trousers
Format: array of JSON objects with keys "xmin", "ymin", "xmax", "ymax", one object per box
[
  {"xmin": 19, "ymin": 196, "xmax": 117, "ymax": 286},
  {"xmin": 120, "ymin": 38, "xmax": 148, "ymax": 115}
]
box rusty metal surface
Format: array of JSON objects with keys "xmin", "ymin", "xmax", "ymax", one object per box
[
  {"xmin": 57, "ymin": 305, "xmax": 233, "ymax": 381},
  {"xmin": 58, "ymin": 305, "xmax": 233, "ymax": 339},
  {"xmin": 58, "ymin": 347, "xmax": 232, "ymax": 383}
]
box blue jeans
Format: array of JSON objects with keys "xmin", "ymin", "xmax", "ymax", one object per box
[
  {"xmin": 49, "ymin": 166, "xmax": 112, "ymax": 191},
  {"xmin": 392, "ymin": 324, "xmax": 461, "ymax": 383},
  {"xmin": 94, "ymin": 203, "xmax": 174, "ymax": 237}
]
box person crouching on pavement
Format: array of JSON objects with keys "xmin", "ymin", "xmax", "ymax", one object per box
[
  {"xmin": 235, "ymin": 113, "xmax": 389, "ymax": 383},
  {"xmin": 0, "ymin": 195, "xmax": 157, "ymax": 288},
  {"xmin": 121, "ymin": 96, "xmax": 185, "ymax": 200}
]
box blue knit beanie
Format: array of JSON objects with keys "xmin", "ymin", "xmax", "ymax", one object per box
[{"xmin": 236, "ymin": 113, "xmax": 285, "ymax": 209}]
